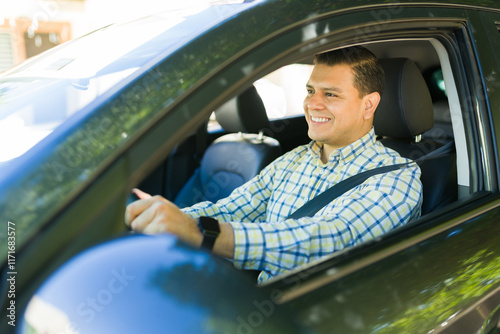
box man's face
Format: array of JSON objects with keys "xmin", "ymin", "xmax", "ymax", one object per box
[{"xmin": 303, "ymin": 63, "xmax": 376, "ymax": 155}]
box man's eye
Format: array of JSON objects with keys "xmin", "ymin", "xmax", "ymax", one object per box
[{"xmin": 307, "ymin": 89, "xmax": 314, "ymax": 94}]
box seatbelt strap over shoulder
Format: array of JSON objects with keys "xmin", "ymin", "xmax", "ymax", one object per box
[
  {"xmin": 286, "ymin": 141, "xmax": 454, "ymax": 220},
  {"xmin": 286, "ymin": 163, "xmax": 408, "ymax": 219}
]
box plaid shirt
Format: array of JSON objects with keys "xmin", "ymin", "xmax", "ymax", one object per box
[{"xmin": 182, "ymin": 129, "xmax": 422, "ymax": 283}]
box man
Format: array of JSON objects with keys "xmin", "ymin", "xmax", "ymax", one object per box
[{"xmin": 125, "ymin": 46, "xmax": 422, "ymax": 283}]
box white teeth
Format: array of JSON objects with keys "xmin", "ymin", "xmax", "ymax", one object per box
[{"xmin": 311, "ymin": 116, "xmax": 330, "ymax": 123}]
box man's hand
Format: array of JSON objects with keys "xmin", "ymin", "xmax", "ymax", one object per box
[
  {"xmin": 125, "ymin": 189, "xmax": 235, "ymax": 259},
  {"xmin": 125, "ymin": 189, "xmax": 203, "ymax": 248}
]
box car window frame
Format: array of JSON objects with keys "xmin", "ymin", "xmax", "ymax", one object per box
[{"xmin": 254, "ymin": 9, "xmax": 490, "ymax": 273}]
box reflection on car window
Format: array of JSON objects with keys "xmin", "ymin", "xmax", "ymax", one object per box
[
  {"xmin": 432, "ymin": 69, "xmax": 446, "ymax": 96},
  {"xmin": 0, "ymin": 8, "xmax": 206, "ymax": 164},
  {"xmin": 0, "ymin": 3, "xmax": 255, "ymax": 256}
]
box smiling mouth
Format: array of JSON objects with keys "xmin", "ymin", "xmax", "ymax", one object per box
[{"xmin": 311, "ymin": 116, "xmax": 331, "ymax": 123}]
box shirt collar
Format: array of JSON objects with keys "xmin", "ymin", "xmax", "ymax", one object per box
[{"xmin": 308, "ymin": 128, "xmax": 376, "ymax": 163}]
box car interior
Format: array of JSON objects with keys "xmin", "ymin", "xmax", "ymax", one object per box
[{"xmin": 133, "ymin": 38, "xmax": 465, "ymax": 263}]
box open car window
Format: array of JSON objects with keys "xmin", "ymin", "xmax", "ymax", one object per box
[
  {"xmin": 207, "ymin": 64, "xmax": 311, "ymax": 133},
  {"xmin": 255, "ymin": 19, "xmax": 494, "ymax": 333}
]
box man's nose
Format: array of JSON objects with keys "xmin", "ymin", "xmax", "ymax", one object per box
[{"xmin": 306, "ymin": 93, "xmax": 324, "ymax": 110}]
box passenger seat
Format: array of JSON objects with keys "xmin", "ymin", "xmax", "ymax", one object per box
[
  {"xmin": 375, "ymin": 58, "xmax": 457, "ymax": 215},
  {"xmin": 174, "ymin": 85, "xmax": 282, "ymax": 207}
]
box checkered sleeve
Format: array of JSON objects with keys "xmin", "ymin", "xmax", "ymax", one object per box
[{"xmin": 231, "ymin": 163, "xmax": 422, "ymax": 283}]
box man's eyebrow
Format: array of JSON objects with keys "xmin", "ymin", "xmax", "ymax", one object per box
[{"xmin": 306, "ymin": 83, "xmax": 343, "ymax": 92}]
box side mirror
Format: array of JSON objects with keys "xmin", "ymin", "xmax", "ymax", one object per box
[{"xmin": 20, "ymin": 234, "xmax": 300, "ymax": 333}]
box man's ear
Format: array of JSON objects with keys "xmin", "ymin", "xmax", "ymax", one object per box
[{"xmin": 363, "ymin": 92, "xmax": 381, "ymax": 120}]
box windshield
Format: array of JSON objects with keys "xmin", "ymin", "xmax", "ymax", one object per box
[
  {"xmin": 0, "ymin": 7, "xmax": 207, "ymax": 164},
  {"xmin": 0, "ymin": 1, "xmax": 253, "ymax": 264}
]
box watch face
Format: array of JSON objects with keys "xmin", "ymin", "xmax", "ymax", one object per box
[{"xmin": 200, "ymin": 216, "xmax": 220, "ymax": 233}]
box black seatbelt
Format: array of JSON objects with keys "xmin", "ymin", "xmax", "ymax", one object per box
[{"xmin": 286, "ymin": 141, "xmax": 454, "ymax": 220}]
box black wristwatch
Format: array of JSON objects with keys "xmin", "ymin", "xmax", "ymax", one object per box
[{"xmin": 197, "ymin": 216, "xmax": 220, "ymax": 251}]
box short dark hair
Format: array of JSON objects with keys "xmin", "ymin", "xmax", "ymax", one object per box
[{"xmin": 314, "ymin": 46, "xmax": 384, "ymax": 97}]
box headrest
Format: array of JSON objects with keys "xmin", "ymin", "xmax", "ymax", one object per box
[
  {"xmin": 215, "ymin": 85, "xmax": 269, "ymax": 133},
  {"xmin": 374, "ymin": 58, "xmax": 434, "ymax": 138}
]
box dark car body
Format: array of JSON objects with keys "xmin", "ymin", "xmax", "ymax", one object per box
[{"xmin": 1, "ymin": 0, "xmax": 500, "ymax": 333}]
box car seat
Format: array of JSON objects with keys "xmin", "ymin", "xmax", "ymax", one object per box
[
  {"xmin": 174, "ymin": 85, "xmax": 282, "ymax": 207},
  {"xmin": 375, "ymin": 58, "xmax": 458, "ymax": 215}
]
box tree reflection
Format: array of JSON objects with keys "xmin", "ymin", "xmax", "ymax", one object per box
[{"xmin": 377, "ymin": 250, "xmax": 500, "ymax": 333}]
